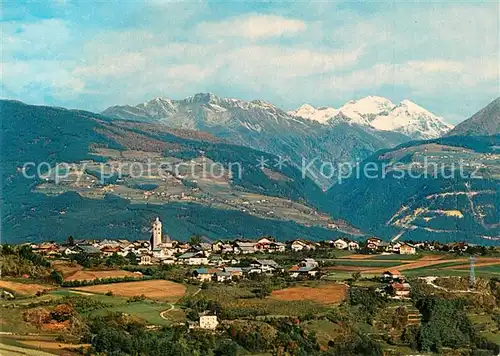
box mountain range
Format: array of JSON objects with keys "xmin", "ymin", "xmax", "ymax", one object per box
[
  {"xmin": 103, "ymin": 94, "xmax": 411, "ymax": 187},
  {"xmin": 326, "ymin": 96, "xmax": 500, "ymax": 245},
  {"xmin": 1, "ymin": 95, "xmax": 498, "ymax": 244},
  {"xmin": 288, "ymin": 96, "xmax": 454, "ymax": 140},
  {"xmin": 0, "ymin": 99, "xmax": 343, "ymax": 243}
]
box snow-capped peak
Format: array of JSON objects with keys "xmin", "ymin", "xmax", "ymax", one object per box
[
  {"xmin": 399, "ymin": 99, "xmax": 433, "ymax": 114},
  {"xmin": 370, "ymin": 99, "xmax": 453, "ymax": 139},
  {"xmin": 336, "ymin": 96, "xmax": 396, "ymax": 123},
  {"xmin": 289, "ymin": 96, "xmax": 453, "ymax": 139},
  {"xmin": 288, "ymin": 104, "xmax": 338, "ymax": 124}
]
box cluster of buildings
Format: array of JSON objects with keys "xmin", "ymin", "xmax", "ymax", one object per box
[
  {"xmin": 30, "ymin": 218, "xmax": 482, "ymax": 267},
  {"xmin": 379, "ymin": 270, "xmax": 412, "ymax": 299},
  {"xmin": 190, "ymin": 257, "xmax": 320, "ymax": 283},
  {"xmin": 363, "ymin": 238, "xmax": 417, "ymax": 255}
]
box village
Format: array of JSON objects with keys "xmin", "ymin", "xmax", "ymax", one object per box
[
  {"xmin": 2, "ymin": 219, "xmax": 500, "ymax": 355},
  {"xmin": 25, "ymin": 218, "xmax": 492, "ymax": 304}
]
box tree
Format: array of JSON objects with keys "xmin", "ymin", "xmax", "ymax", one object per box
[
  {"xmin": 126, "ymin": 252, "xmax": 138, "ymax": 265},
  {"xmin": 189, "ymin": 234, "xmax": 202, "ymax": 246},
  {"xmin": 352, "ymin": 271, "xmax": 362, "ymax": 282},
  {"xmin": 51, "ymin": 270, "xmax": 64, "ymax": 285},
  {"xmin": 67, "ymin": 235, "xmax": 74, "ymax": 246}
]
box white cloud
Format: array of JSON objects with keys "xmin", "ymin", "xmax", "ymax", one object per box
[
  {"xmin": 1, "ymin": 19, "xmax": 72, "ymax": 59},
  {"xmin": 1, "ymin": 2, "xmax": 498, "ymax": 119},
  {"xmin": 197, "ymin": 14, "xmax": 306, "ymax": 40},
  {"xmin": 313, "ymin": 57, "xmax": 499, "ymax": 98}
]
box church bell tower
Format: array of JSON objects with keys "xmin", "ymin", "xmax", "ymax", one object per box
[{"xmin": 151, "ymin": 217, "xmax": 162, "ymax": 249}]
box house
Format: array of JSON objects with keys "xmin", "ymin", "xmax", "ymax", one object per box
[
  {"xmin": 100, "ymin": 246, "xmax": 122, "ymax": 257},
  {"xmin": 268, "ymin": 242, "xmax": 286, "ymax": 253},
  {"xmin": 32, "ymin": 242, "xmax": 58, "ymax": 255},
  {"xmin": 64, "ymin": 247, "xmax": 79, "ymax": 255},
  {"xmin": 290, "ymin": 240, "xmax": 317, "ymax": 252},
  {"xmin": 178, "ymin": 251, "xmax": 209, "ymax": 265},
  {"xmin": 255, "ymin": 237, "xmax": 275, "ymax": 252},
  {"xmin": 199, "ymin": 314, "xmax": 219, "ymax": 330},
  {"xmin": 213, "ymin": 271, "xmax": 232, "ymax": 282},
  {"xmin": 72, "ymin": 245, "xmax": 101, "ymax": 256},
  {"xmin": 97, "ymin": 239, "xmax": 119, "ymax": 248},
  {"xmin": 233, "ymin": 241, "xmax": 257, "ymax": 254},
  {"xmin": 139, "ymin": 255, "xmax": 152, "ymax": 265},
  {"xmin": 391, "ymin": 242, "xmax": 402, "ymax": 253},
  {"xmin": 208, "ymin": 255, "xmax": 224, "ymax": 266},
  {"xmin": 447, "ymin": 242, "xmax": 468, "ymax": 252},
  {"xmin": 366, "ymin": 237, "xmax": 382, "ymax": 250},
  {"xmin": 381, "ymin": 270, "xmax": 404, "ymax": 281},
  {"xmin": 399, "ymin": 243, "xmax": 416, "ymax": 255},
  {"xmin": 196, "ymin": 243, "xmax": 212, "ymax": 252},
  {"xmin": 333, "ymin": 238, "xmax": 349, "ymax": 250},
  {"xmin": 301, "ymin": 258, "xmax": 319, "ymax": 268},
  {"xmin": 211, "ymin": 241, "xmax": 233, "ymax": 254},
  {"xmin": 223, "ymin": 267, "xmax": 243, "ymax": 278},
  {"xmin": 288, "ymin": 265, "xmax": 320, "ymax": 279},
  {"xmin": 192, "ymin": 268, "xmax": 214, "ymax": 282},
  {"xmin": 152, "ymin": 247, "xmax": 173, "ymax": 259},
  {"xmin": 379, "ymin": 241, "xmax": 391, "ymax": 252},
  {"xmin": 348, "ymin": 241, "xmax": 360, "ymax": 251},
  {"xmin": 175, "ymin": 243, "xmax": 191, "ymax": 254},
  {"xmin": 387, "ymin": 282, "xmax": 412, "ymax": 298},
  {"xmin": 242, "ymin": 266, "xmax": 264, "ymax": 275},
  {"xmin": 250, "ymin": 259, "xmax": 281, "ymax": 273}
]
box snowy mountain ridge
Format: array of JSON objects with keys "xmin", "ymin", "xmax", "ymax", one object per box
[{"xmin": 290, "ymin": 96, "xmax": 453, "ymax": 139}]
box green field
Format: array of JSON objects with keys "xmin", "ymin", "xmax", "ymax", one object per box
[
  {"xmin": 0, "ymin": 343, "xmax": 56, "ymax": 356},
  {"xmin": 50, "ymin": 289, "xmax": 175, "ymax": 326},
  {"xmin": 331, "ymin": 260, "xmax": 404, "ymax": 267}
]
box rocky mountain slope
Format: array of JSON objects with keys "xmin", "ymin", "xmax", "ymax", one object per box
[
  {"xmin": 1, "ymin": 99, "xmax": 350, "ymax": 243},
  {"xmin": 103, "ymin": 93, "xmax": 411, "ymax": 187},
  {"xmin": 326, "ymin": 98, "xmax": 500, "ymax": 245},
  {"xmin": 289, "ymin": 96, "xmax": 453, "ymax": 140},
  {"xmin": 447, "ymin": 97, "xmax": 500, "ymax": 137}
]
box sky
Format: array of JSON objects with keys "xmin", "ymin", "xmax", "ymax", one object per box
[{"xmin": 1, "ymin": 0, "xmax": 499, "ymax": 124}]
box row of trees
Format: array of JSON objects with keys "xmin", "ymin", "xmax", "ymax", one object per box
[{"xmin": 61, "ymin": 275, "xmax": 147, "ymax": 288}]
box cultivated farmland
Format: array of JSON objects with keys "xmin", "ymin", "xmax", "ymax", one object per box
[
  {"xmin": 0, "ymin": 280, "xmax": 53, "ymax": 296},
  {"xmin": 271, "ymin": 283, "xmax": 348, "ymax": 304},
  {"xmin": 53, "ymin": 260, "xmax": 138, "ymax": 281},
  {"xmin": 74, "ymin": 280, "xmax": 186, "ymax": 301}
]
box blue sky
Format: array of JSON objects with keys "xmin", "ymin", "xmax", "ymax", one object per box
[{"xmin": 2, "ymin": 0, "xmax": 498, "ymax": 124}]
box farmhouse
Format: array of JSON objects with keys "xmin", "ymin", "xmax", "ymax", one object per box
[
  {"xmin": 387, "ymin": 282, "xmax": 412, "ymax": 298},
  {"xmin": 268, "ymin": 242, "xmax": 286, "ymax": 253},
  {"xmin": 211, "ymin": 241, "xmax": 233, "ymax": 254},
  {"xmin": 288, "ymin": 265, "xmax": 320, "ymax": 279},
  {"xmin": 192, "ymin": 268, "xmax": 214, "ymax": 282},
  {"xmin": 348, "ymin": 241, "xmax": 360, "ymax": 251},
  {"xmin": 100, "ymin": 246, "xmax": 123, "ymax": 257},
  {"xmin": 250, "ymin": 259, "xmax": 281, "ymax": 273},
  {"xmin": 199, "ymin": 314, "xmax": 219, "ymax": 330},
  {"xmin": 223, "ymin": 267, "xmax": 243, "ymax": 278},
  {"xmin": 178, "ymin": 251, "xmax": 208, "ymax": 265},
  {"xmin": 399, "ymin": 243, "xmax": 416, "ymax": 255},
  {"xmin": 139, "ymin": 255, "xmax": 152, "ymax": 265},
  {"xmin": 213, "ymin": 271, "xmax": 232, "ymax": 282},
  {"xmin": 290, "ymin": 240, "xmax": 317, "ymax": 252},
  {"xmin": 31, "ymin": 242, "xmax": 59, "ymax": 255},
  {"xmin": 72, "ymin": 245, "xmax": 101, "ymax": 256},
  {"xmin": 301, "ymin": 258, "xmax": 319, "ymax": 268},
  {"xmin": 366, "ymin": 237, "xmax": 382, "ymax": 250},
  {"xmin": 233, "ymin": 241, "xmax": 257, "ymax": 254},
  {"xmin": 333, "ymin": 238, "xmax": 349, "ymax": 250}
]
